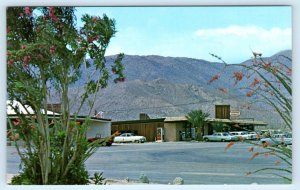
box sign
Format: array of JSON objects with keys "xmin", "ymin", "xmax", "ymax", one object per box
[{"xmin": 230, "ymin": 110, "xmax": 240, "ymax": 117}]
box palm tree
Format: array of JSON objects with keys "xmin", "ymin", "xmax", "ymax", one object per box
[{"xmin": 186, "ymin": 110, "xmax": 210, "ymax": 141}]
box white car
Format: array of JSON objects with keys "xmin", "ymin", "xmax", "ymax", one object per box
[
  {"xmin": 260, "ymin": 134, "xmax": 292, "ymax": 146},
  {"xmin": 229, "ymin": 131, "xmax": 252, "ymax": 140},
  {"xmin": 248, "ymin": 131, "xmax": 261, "ymax": 140},
  {"xmin": 114, "ymin": 133, "xmax": 146, "ymax": 143},
  {"xmin": 203, "ymin": 132, "xmax": 239, "ymax": 142}
]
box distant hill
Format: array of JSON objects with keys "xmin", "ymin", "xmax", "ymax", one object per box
[{"xmin": 50, "ymin": 50, "xmax": 292, "ymax": 129}]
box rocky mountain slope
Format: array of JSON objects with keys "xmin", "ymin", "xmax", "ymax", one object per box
[{"xmin": 51, "ymin": 50, "xmax": 292, "ymax": 129}]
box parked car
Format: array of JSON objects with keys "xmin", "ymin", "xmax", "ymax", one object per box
[
  {"xmin": 203, "ymin": 132, "xmax": 239, "ymax": 142},
  {"xmin": 260, "ymin": 133, "xmax": 292, "ymax": 146},
  {"xmin": 248, "ymin": 131, "xmax": 261, "ymax": 140},
  {"xmin": 229, "ymin": 131, "xmax": 252, "ymax": 140},
  {"xmin": 114, "ymin": 133, "xmax": 146, "ymax": 143}
]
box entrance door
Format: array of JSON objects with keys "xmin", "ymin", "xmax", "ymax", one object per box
[{"xmin": 156, "ymin": 127, "xmax": 164, "ymax": 142}]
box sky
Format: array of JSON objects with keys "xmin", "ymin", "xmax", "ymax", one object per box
[
  {"xmin": 74, "ymin": 6, "xmax": 291, "ymax": 63},
  {"xmin": 68, "ymin": 6, "xmax": 292, "ymax": 63}
]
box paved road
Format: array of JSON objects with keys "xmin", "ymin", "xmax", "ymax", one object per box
[{"xmin": 6, "ymin": 142, "xmax": 291, "ymax": 184}]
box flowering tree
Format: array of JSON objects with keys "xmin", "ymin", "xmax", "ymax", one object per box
[
  {"xmin": 209, "ymin": 52, "xmax": 291, "ymax": 129},
  {"xmin": 209, "ymin": 51, "xmax": 292, "ymax": 182},
  {"xmin": 7, "ymin": 7, "xmax": 124, "ymax": 184}
]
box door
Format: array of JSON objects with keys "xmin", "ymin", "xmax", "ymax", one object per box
[{"xmin": 156, "ymin": 127, "xmax": 164, "ymax": 141}]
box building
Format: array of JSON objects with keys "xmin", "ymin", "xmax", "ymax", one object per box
[
  {"xmin": 111, "ymin": 115, "xmax": 165, "ymax": 142},
  {"xmin": 6, "ymin": 101, "xmax": 112, "ymax": 141},
  {"xmin": 112, "ymin": 105, "xmax": 268, "ymax": 142}
]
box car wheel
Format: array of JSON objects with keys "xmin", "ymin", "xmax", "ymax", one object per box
[
  {"xmin": 221, "ymin": 139, "xmax": 226, "ymax": 142},
  {"xmin": 204, "ymin": 138, "xmax": 209, "ymax": 142}
]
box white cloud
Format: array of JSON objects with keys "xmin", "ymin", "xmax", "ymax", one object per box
[
  {"xmin": 103, "ymin": 25, "xmax": 292, "ymax": 63},
  {"xmin": 193, "ymin": 25, "xmax": 291, "ymax": 63},
  {"xmin": 195, "ymin": 25, "xmax": 291, "ymax": 38}
]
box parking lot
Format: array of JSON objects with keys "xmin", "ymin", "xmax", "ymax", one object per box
[{"xmin": 7, "ymin": 142, "xmax": 291, "ymax": 184}]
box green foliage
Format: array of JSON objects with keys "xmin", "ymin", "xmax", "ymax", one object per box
[
  {"xmin": 90, "ymin": 172, "xmax": 106, "ymax": 185},
  {"xmin": 186, "ymin": 109, "xmax": 210, "ymax": 141},
  {"xmin": 7, "ymin": 7, "xmax": 124, "ymax": 184}
]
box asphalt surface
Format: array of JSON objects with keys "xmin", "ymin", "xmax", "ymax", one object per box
[{"xmin": 6, "ymin": 142, "xmax": 291, "ymax": 184}]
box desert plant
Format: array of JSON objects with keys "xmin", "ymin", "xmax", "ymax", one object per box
[
  {"xmin": 90, "ymin": 172, "xmax": 106, "ymax": 185},
  {"xmin": 7, "ymin": 7, "xmax": 124, "ymax": 184},
  {"xmin": 210, "ymin": 51, "xmax": 292, "ymax": 182}
]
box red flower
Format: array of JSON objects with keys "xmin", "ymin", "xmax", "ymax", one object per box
[
  {"xmin": 272, "ymin": 67, "xmax": 277, "ymax": 75},
  {"xmin": 250, "ymin": 152, "xmax": 260, "ymax": 160},
  {"xmin": 48, "ymin": 7, "xmax": 55, "ymax": 16},
  {"xmin": 9, "ymin": 133, "xmax": 20, "ymax": 140},
  {"xmin": 12, "ymin": 119, "xmax": 21, "ymax": 126},
  {"xmin": 48, "ymin": 7, "xmax": 59, "ymax": 22},
  {"xmin": 286, "ymin": 68, "xmax": 292, "ymax": 76},
  {"xmin": 233, "ymin": 72, "xmax": 243, "ymax": 82},
  {"xmin": 256, "ymin": 134, "xmax": 261, "ymax": 139},
  {"xmin": 263, "ymin": 62, "xmax": 272, "ymax": 69},
  {"xmin": 51, "ymin": 16, "xmax": 59, "ymax": 22},
  {"xmin": 246, "ymin": 91, "xmax": 253, "ymax": 97},
  {"xmin": 275, "ymin": 160, "xmax": 281, "ymax": 165},
  {"xmin": 23, "ymin": 55, "xmax": 31, "ymax": 65},
  {"xmin": 87, "ymin": 37, "xmax": 93, "ymax": 43},
  {"xmin": 24, "ymin": 7, "xmax": 32, "ymax": 16},
  {"xmin": 49, "ymin": 46, "xmax": 56, "ymax": 54},
  {"xmin": 224, "ymin": 141, "xmax": 235, "ymax": 152},
  {"xmin": 8, "ymin": 59, "xmax": 14, "ymax": 66},
  {"xmin": 208, "ymin": 74, "xmax": 220, "ymax": 84},
  {"xmin": 250, "ymin": 78, "xmax": 260, "ymax": 87},
  {"xmin": 92, "ymin": 16, "xmax": 97, "ymax": 22},
  {"xmin": 218, "ymin": 88, "xmax": 228, "ymax": 94},
  {"xmin": 21, "ymin": 44, "xmax": 27, "ymax": 49}
]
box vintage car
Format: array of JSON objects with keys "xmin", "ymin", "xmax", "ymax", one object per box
[
  {"xmin": 203, "ymin": 132, "xmax": 239, "ymax": 142},
  {"xmin": 260, "ymin": 133, "xmax": 292, "ymax": 146},
  {"xmin": 248, "ymin": 131, "xmax": 261, "ymax": 140},
  {"xmin": 229, "ymin": 131, "xmax": 253, "ymax": 140},
  {"xmin": 113, "ymin": 133, "xmax": 146, "ymax": 143}
]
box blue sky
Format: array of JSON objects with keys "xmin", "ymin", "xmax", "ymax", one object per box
[{"xmin": 75, "ymin": 6, "xmax": 291, "ymax": 63}]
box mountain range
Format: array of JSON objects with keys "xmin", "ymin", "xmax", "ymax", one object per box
[{"xmin": 50, "ymin": 50, "xmax": 292, "ymax": 129}]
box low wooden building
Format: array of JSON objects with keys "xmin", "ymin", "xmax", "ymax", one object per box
[
  {"xmin": 112, "ymin": 116, "xmax": 267, "ymax": 142},
  {"xmin": 112, "ymin": 105, "xmax": 268, "ymax": 142},
  {"xmin": 111, "ymin": 118, "xmax": 165, "ymax": 142}
]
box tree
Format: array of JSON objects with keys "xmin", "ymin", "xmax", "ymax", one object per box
[
  {"xmin": 7, "ymin": 7, "xmax": 124, "ymax": 184},
  {"xmin": 209, "ymin": 51, "xmax": 291, "ymax": 130},
  {"xmin": 209, "ymin": 51, "xmax": 292, "ymax": 183},
  {"xmin": 186, "ymin": 109, "xmax": 210, "ymax": 141}
]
